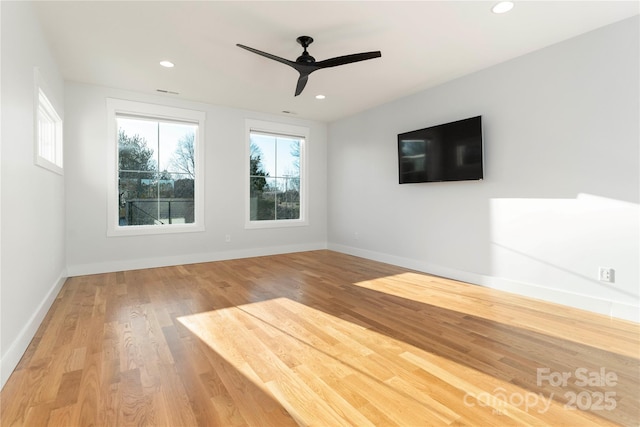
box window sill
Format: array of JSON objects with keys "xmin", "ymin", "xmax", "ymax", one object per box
[
  {"xmin": 245, "ymin": 219, "xmax": 308, "ymax": 230},
  {"xmin": 107, "ymin": 223, "xmax": 205, "ymax": 237},
  {"xmin": 35, "ymin": 156, "xmax": 64, "ymax": 175}
]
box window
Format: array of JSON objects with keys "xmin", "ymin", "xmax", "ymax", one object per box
[
  {"xmin": 246, "ymin": 120, "xmax": 308, "ymax": 228},
  {"xmin": 34, "ymin": 68, "xmax": 63, "ymax": 174},
  {"xmin": 107, "ymin": 99, "xmax": 205, "ymax": 236}
]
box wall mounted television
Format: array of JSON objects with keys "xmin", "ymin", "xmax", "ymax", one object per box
[{"xmin": 398, "ymin": 115, "xmax": 484, "ymax": 184}]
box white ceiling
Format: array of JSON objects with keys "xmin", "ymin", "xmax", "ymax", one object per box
[{"xmin": 34, "ymin": 1, "xmax": 639, "ymax": 123}]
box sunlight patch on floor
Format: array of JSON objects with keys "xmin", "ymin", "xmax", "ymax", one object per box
[
  {"xmin": 177, "ymin": 297, "xmax": 574, "ymax": 425},
  {"xmin": 352, "ymin": 272, "xmax": 637, "ymax": 358}
]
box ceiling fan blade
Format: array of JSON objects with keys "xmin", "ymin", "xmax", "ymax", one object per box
[
  {"xmin": 236, "ymin": 44, "xmax": 296, "ymax": 68},
  {"xmin": 294, "ymin": 73, "xmax": 310, "ymax": 96},
  {"xmin": 316, "ymin": 51, "xmax": 381, "ymax": 69}
]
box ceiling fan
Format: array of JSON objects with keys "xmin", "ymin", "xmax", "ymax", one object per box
[{"xmin": 237, "ymin": 36, "xmax": 382, "ymax": 96}]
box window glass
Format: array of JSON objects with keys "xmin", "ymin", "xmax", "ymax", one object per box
[
  {"xmin": 117, "ymin": 117, "xmax": 197, "ymax": 226},
  {"xmin": 250, "ymin": 133, "xmax": 301, "ymax": 221},
  {"xmin": 35, "ymin": 85, "xmax": 63, "ymax": 174}
]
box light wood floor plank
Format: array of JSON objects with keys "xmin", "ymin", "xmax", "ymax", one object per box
[{"xmin": 1, "ymin": 250, "xmax": 638, "ymax": 426}]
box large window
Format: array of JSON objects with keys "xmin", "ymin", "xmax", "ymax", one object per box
[
  {"xmin": 107, "ymin": 99, "xmax": 205, "ymax": 236},
  {"xmin": 34, "ymin": 68, "xmax": 63, "ymax": 175},
  {"xmin": 246, "ymin": 120, "xmax": 308, "ymax": 228}
]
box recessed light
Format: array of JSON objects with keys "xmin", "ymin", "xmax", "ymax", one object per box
[
  {"xmin": 315, "ymin": 94, "xmax": 326, "ymax": 100},
  {"xmin": 159, "ymin": 60, "xmax": 175, "ymax": 68},
  {"xmin": 492, "ymin": 1, "xmax": 514, "ymax": 14}
]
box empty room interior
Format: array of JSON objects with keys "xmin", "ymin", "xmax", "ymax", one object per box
[{"xmin": 1, "ymin": 1, "xmax": 639, "ymax": 426}]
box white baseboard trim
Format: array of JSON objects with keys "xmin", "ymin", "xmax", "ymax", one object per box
[
  {"xmin": 66, "ymin": 242, "xmax": 328, "ymax": 277},
  {"xmin": 1, "ymin": 273, "xmax": 67, "ymax": 389},
  {"xmin": 328, "ymin": 243, "xmax": 639, "ymax": 324}
]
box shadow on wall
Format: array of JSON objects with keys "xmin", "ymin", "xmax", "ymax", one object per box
[{"xmin": 490, "ymin": 193, "xmax": 639, "ymax": 306}]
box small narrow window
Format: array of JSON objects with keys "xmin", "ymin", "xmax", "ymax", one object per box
[{"xmin": 34, "ymin": 69, "xmax": 63, "ymax": 174}]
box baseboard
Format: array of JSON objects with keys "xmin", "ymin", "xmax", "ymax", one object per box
[
  {"xmin": 1, "ymin": 273, "xmax": 67, "ymax": 389},
  {"xmin": 328, "ymin": 243, "xmax": 639, "ymax": 323},
  {"xmin": 66, "ymin": 242, "xmax": 328, "ymax": 277}
]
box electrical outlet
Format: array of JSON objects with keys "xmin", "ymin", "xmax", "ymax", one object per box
[
  {"xmin": 225, "ymin": 234, "xmax": 231, "ymax": 243},
  {"xmin": 598, "ymin": 267, "xmax": 615, "ymax": 283}
]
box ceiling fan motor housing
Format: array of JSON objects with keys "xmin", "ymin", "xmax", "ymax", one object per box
[{"xmin": 296, "ymin": 36, "xmax": 315, "ymax": 63}]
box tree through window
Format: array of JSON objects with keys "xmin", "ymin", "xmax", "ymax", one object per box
[
  {"xmin": 117, "ymin": 117, "xmax": 197, "ymax": 226},
  {"xmin": 246, "ymin": 120, "xmax": 307, "ymax": 227}
]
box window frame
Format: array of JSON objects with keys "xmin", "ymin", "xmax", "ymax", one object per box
[
  {"xmin": 245, "ymin": 119, "xmax": 309, "ymax": 229},
  {"xmin": 34, "ymin": 68, "xmax": 63, "ymax": 175},
  {"xmin": 106, "ymin": 98, "xmax": 206, "ymax": 237}
]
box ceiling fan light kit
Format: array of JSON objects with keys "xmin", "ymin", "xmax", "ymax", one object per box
[{"xmin": 237, "ymin": 36, "xmax": 381, "ymax": 96}]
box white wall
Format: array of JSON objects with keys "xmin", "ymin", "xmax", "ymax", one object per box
[
  {"xmin": 65, "ymin": 83, "xmax": 327, "ymax": 275},
  {"xmin": 1, "ymin": 1, "xmax": 66, "ymax": 386},
  {"xmin": 327, "ymin": 17, "xmax": 639, "ymax": 322}
]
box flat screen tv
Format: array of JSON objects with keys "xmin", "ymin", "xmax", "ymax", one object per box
[{"xmin": 398, "ymin": 116, "xmax": 483, "ymax": 184}]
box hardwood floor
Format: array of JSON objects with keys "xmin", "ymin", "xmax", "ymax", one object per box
[{"xmin": 1, "ymin": 250, "xmax": 638, "ymax": 426}]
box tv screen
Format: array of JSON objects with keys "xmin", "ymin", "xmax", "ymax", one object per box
[{"xmin": 398, "ymin": 116, "xmax": 483, "ymax": 184}]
